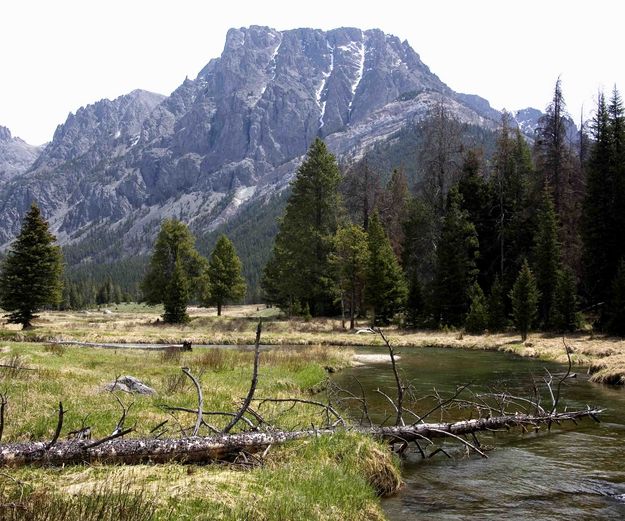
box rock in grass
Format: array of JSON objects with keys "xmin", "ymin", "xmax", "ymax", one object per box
[{"xmin": 103, "ymin": 376, "xmax": 156, "ymax": 395}]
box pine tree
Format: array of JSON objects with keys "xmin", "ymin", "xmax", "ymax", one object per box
[
  {"xmin": 583, "ymin": 88, "xmax": 625, "ymax": 328},
  {"xmin": 405, "ymin": 271, "xmax": 424, "ymax": 329},
  {"xmin": 162, "ymin": 258, "xmax": 190, "ymax": 324},
  {"xmin": 487, "ymin": 275, "xmax": 507, "ymax": 332},
  {"xmin": 582, "ymin": 93, "xmax": 613, "ymax": 309},
  {"xmin": 365, "ymin": 212, "xmax": 407, "ymax": 325},
  {"xmin": 534, "ymin": 78, "xmax": 583, "ymax": 271},
  {"xmin": 551, "ymin": 267, "xmax": 578, "ymax": 332},
  {"xmin": 141, "ymin": 219, "xmax": 207, "ymax": 323},
  {"xmin": 532, "ymin": 187, "xmax": 562, "ymax": 328},
  {"xmin": 458, "ymin": 150, "xmax": 497, "ymax": 290},
  {"xmin": 402, "ymin": 196, "xmax": 438, "ymax": 285},
  {"xmin": 432, "ymin": 186, "xmax": 479, "ymax": 327},
  {"xmin": 0, "ymin": 204, "xmax": 63, "ymax": 329},
  {"xmin": 379, "ymin": 168, "xmax": 410, "ymax": 259},
  {"xmin": 331, "ymin": 224, "xmax": 369, "ymax": 329},
  {"xmin": 510, "ymin": 260, "xmax": 540, "ymax": 341},
  {"xmin": 465, "ymin": 282, "xmax": 489, "ymax": 334},
  {"xmin": 262, "ymin": 139, "xmax": 342, "ymax": 315},
  {"xmin": 491, "ymin": 117, "xmax": 538, "ymax": 302},
  {"xmin": 606, "ymin": 260, "xmax": 625, "ymax": 336},
  {"xmin": 205, "ymin": 235, "xmax": 246, "ymax": 316}
]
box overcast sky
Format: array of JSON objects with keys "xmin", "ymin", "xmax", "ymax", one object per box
[{"xmin": 1, "ymin": 0, "xmax": 621, "ymax": 145}]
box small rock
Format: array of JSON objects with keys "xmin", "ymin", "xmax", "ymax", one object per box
[{"xmin": 103, "ymin": 375, "xmax": 156, "ymax": 395}]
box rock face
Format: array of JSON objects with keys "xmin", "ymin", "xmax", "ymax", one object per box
[
  {"xmin": 0, "ymin": 126, "xmax": 41, "ymax": 183},
  {"xmin": 0, "ymin": 26, "xmax": 514, "ymax": 254}
]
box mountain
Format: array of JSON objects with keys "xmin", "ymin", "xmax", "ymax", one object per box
[
  {"xmin": 513, "ymin": 106, "xmax": 579, "ymax": 144},
  {"xmin": 0, "ymin": 126, "xmax": 41, "ymax": 183},
  {"xmin": 0, "ymin": 26, "xmax": 508, "ymax": 264}
]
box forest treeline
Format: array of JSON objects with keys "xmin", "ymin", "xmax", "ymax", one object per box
[{"xmin": 262, "ymin": 81, "xmax": 625, "ymax": 336}]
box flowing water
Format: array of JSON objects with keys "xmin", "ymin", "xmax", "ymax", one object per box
[{"xmin": 334, "ymin": 347, "xmax": 625, "ymax": 520}]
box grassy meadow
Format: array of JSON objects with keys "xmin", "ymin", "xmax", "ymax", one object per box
[
  {"xmin": 0, "ymin": 335, "xmax": 400, "ymax": 520},
  {"xmin": 2, "ymin": 303, "xmax": 624, "ymax": 384},
  {"xmin": 0, "ymin": 303, "xmax": 623, "ymax": 519}
]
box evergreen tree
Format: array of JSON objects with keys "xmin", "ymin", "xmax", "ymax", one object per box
[
  {"xmin": 205, "ymin": 235, "xmax": 246, "ymax": 316},
  {"xmin": 532, "ymin": 187, "xmax": 562, "ymax": 328},
  {"xmin": 405, "ymin": 271, "xmax": 424, "ymax": 329},
  {"xmin": 582, "ymin": 88, "xmax": 625, "ymax": 327},
  {"xmin": 331, "ymin": 224, "xmax": 370, "ymax": 329},
  {"xmin": 510, "ymin": 260, "xmax": 540, "ymax": 341},
  {"xmin": 162, "ymin": 258, "xmax": 190, "ymax": 324},
  {"xmin": 606, "ymin": 260, "xmax": 625, "ymax": 336},
  {"xmin": 379, "ymin": 168, "xmax": 410, "ymax": 259},
  {"xmin": 141, "ymin": 219, "xmax": 207, "ymax": 323},
  {"xmin": 342, "ymin": 159, "xmax": 380, "ymax": 231},
  {"xmin": 487, "ymin": 275, "xmax": 507, "ymax": 331},
  {"xmin": 365, "ymin": 212, "xmax": 407, "ymax": 325},
  {"xmin": 262, "ymin": 139, "xmax": 343, "ymax": 315},
  {"xmin": 0, "ymin": 204, "xmax": 63, "ymax": 329},
  {"xmin": 457, "ymin": 150, "xmax": 497, "ymax": 290},
  {"xmin": 534, "ymin": 78, "xmax": 583, "ymax": 271},
  {"xmin": 465, "ymin": 282, "xmax": 489, "ymax": 334},
  {"xmin": 551, "ymin": 267, "xmax": 578, "ymax": 332},
  {"xmin": 582, "ymin": 94, "xmax": 611, "ymax": 307},
  {"xmin": 432, "ymin": 187, "xmax": 479, "ymax": 327},
  {"xmin": 402, "ymin": 196, "xmax": 438, "ymax": 285}
]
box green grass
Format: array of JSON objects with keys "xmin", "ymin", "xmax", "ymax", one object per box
[{"xmin": 0, "ymin": 341, "xmax": 395, "ymax": 520}]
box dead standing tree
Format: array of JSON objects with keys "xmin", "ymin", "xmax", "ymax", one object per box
[{"xmin": 0, "ymin": 328, "xmax": 602, "ymax": 467}]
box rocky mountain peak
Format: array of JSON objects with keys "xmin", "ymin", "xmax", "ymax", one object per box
[
  {"xmin": 0, "ymin": 125, "xmax": 41, "ymax": 183},
  {"xmin": 0, "ymin": 25, "xmax": 505, "ymax": 255},
  {"xmin": 32, "ymin": 89, "xmax": 165, "ymax": 172},
  {"xmin": 0, "ymin": 126, "xmax": 12, "ymax": 141}
]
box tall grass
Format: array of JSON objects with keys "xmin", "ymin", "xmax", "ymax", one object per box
[{"xmin": 0, "ymin": 478, "xmax": 170, "ymax": 521}]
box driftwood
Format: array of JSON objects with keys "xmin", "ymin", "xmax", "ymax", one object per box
[{"xmin": 0, "ymin": 408, "xmax": 601, "ymax": 468}]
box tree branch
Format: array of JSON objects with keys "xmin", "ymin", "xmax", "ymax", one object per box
[
  {"xmin": 182, "ymin": 367, "xmax": 204, "ymax": 436},
  {"xmin": 223, "ymin": 320, "xmax": 262, "ymax": 434}
]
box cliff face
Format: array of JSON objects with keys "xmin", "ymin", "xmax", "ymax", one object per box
[
  {"xmin": 0, "ymin": 26, "xmax": 502, "ymax": 253},
  {"xmin": 0, "ymin": 126, "xmax": 40, "ymax": 183}
]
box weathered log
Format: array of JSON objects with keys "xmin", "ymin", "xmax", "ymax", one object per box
[{"xmin": 0, "ymin": 409, "xmax": 601, "ymax": 468}]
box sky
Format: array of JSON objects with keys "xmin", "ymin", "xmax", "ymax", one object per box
[{"xmin": 1, "ymin": 0, "xmax": 621, "ymax": 145}]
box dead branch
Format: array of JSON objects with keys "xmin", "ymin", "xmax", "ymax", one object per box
[
  {"xmin": 223, "ymin": 320, "xmax": 262, "ymax": 434},
  {"xmin": 110, "ymin": 393, "xmax": 134, "ymax": 436},
  {"xmin": 45, "ymin": 402, "xmax": 65, "ymax": 450},
  {"xmin": 160, "ymin": 406, "xmax": 256, "ymax": 430},
  {"xmin": 427, "ymin": 428, "xmax": 487, "ymax": 458},
  {"xmin": 0, "ymin": 408, "xmax": 601, "ymax": 468},
  {"xmin": 414, "ymin": 383, "xmax": 472, "ymax": 425},
  {"xmin": 0, "ymin": 393, "xmax": 7, "ymax": 442},
  {"xmin": 181, "ymin": 368, "xmax": 203, "ymax": 436},
  {"xmin": 254, "ymin": 398, "xmax": 345, "ymax": 427},
  {"xmin": 374, "ymin": 328, "xmax": 404, "ymax": 426},
  {"xmin": 551, "ymin": 338, "xmax": 573, "ymax": 414},
  {"xmin": 84, "ymin": 427, "xmax": 133, "ymax": 449}
]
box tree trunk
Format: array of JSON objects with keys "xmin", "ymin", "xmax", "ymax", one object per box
[
  {"xmin": 350, "ymin": 288, "xmax": 356, "ymax": 330},
  {"xmin": 0, "ymin": 409, "xmax": 600, "ymax": 468},
  {"xmin": 217, "ymin": 303, "xmax": 222, "ymax": 316}
]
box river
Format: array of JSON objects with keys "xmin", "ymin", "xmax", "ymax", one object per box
[{"xmin": 334, "ymin": 346, "xmax": 625, "ymax": 521}]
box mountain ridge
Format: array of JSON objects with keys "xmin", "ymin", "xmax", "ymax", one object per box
[{"xmin": 0, "ymin": 26, "xmax": 543, "ymax": 260}]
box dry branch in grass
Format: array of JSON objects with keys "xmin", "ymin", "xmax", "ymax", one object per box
[{"xmin": 0, "ymin": 408, "xmax": 601, "ymax": 467}]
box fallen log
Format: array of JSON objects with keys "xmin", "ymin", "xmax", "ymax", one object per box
[{"xmin": 0, "ymin": 408, "xmax": 601, "ymax": 468}]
